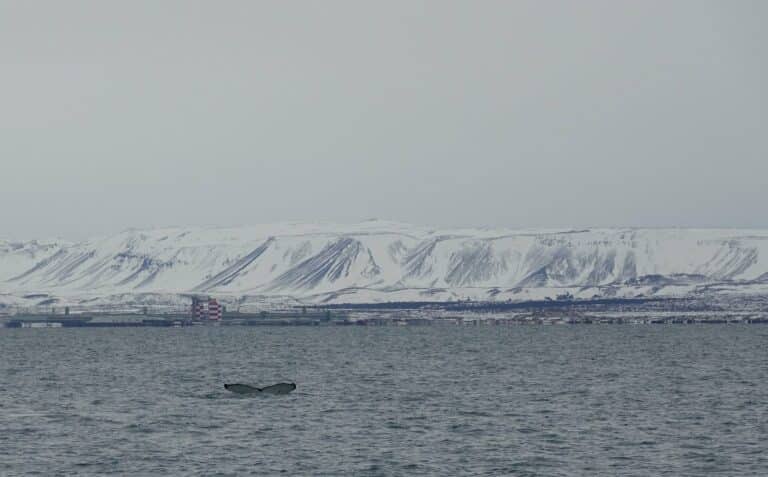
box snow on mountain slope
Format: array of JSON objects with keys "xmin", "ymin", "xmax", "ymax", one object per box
[
  {"xmin": 2, "ymin": 222, "xmax": 768, "ymax": 303},
  {"xmin": 0, "ymin": 240, "xmax": 66, "ymax": 282}
]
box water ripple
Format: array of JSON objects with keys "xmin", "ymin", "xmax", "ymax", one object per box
[{"xmin": 1, "ymin": 325, "xmax": 767, "ymax": 475}]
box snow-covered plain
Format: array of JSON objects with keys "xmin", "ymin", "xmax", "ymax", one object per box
[{"xmin": 2, "ymin": 221, "xmax": 768, "ymax": 309}]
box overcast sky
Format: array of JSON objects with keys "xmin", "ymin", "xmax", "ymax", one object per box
[{"xmin": 1, "ymin": 0, "xmax": 766, "ymax": 240}]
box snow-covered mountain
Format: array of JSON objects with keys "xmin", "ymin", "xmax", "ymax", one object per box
[{"xmin": 2, "ymin": 221, "xmax": 768, "ymax": 306}]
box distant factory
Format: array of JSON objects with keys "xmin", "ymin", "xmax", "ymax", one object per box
[
  {"xmin": 191, "ymin": 296, "xmax": 222, "ymax": 321},
  {"xmin": 1, "ymin": 296, "xmax": 352, "ymax": 328}
]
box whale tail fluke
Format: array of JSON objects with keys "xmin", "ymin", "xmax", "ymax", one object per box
[
  {"xmin": 224, "ymin": 382, "xmax": 295, "ymax": 395},
  {"xmin": 224, "ymin": 383, "xmax": 262, "ymax": 394}
]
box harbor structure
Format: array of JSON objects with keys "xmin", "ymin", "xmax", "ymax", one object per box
[
  {"xmin": 190, "ymin": 296, "xmax": 222, "ymax": 321},
  {"xmin": 207, "ymin": 298, "xmax": 222, "ymax": 321}
]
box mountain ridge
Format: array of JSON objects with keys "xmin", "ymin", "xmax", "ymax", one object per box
[{"xmin": 2, "ymin": 222, "xmax": 768, "ymax": 305}]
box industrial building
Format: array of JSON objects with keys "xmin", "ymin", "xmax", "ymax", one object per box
[{"xmin": 190, "ymin": 296, "xmax": 222, "ymax": 321}]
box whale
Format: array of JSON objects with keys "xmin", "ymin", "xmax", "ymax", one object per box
[{"xmin": 224, "ymin": 382, "xmax": 296, "ymax": 395}]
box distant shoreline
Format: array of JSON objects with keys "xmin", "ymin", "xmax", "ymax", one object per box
[{"xmin": 3, "ymin": 295, "xmax": 767, "ymax": 328}]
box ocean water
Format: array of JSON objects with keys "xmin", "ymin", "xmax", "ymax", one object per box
[{"xmin": 1, "ymin": 325, "xmax": 767, "ymax": 476}]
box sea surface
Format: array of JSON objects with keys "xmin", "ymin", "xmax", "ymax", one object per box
[{"xmin": 1, "ymin": 325, "xmax": 767, "ymax": 476}]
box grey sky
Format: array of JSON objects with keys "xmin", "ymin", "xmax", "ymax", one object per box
[{"xmin": 1, "ymin": 0, "xmax": 766, "ymax": 240}]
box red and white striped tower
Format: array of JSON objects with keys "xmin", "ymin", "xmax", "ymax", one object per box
[
  {"xmin": 192, "ymin": 297, "xmax": 206, "ymax": 320},
  {"xmin": 207, "ymin": 298, "xmax": 222, "ymax": 321}
]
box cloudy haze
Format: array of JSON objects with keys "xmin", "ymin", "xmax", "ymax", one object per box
[{"xmin": 1, "ymin": 0, "xmax": 766, "ymax": 240}]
